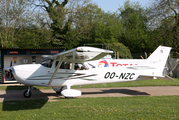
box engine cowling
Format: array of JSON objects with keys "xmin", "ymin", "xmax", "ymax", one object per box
[{"xmin": 61, "ymin": 89, "xmax": 81, "ymax": 98}]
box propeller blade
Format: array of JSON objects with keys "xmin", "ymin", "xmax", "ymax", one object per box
[
  {"xmin": 10, "ymin": 61, "xmax": 12, "ymax": 67},
  {"xmin": 4, "ymin": 67, "xmax": 13, "ymax": 72}
]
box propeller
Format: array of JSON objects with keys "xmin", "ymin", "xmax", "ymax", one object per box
[{"xmin": 4, "ymin": 61, "xmax": 13, "ymax": 80}]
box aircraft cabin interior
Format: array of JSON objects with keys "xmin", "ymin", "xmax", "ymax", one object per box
[{"xmin": 40, "ymin": 58, "xmax": 94, "ymax": 70}]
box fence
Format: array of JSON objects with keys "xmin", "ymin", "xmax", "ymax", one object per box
[{"xmin": 167, "ymin": 58, "xmax": 179, "ymax": 78}]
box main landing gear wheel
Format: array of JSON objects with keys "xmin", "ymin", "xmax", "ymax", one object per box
[
  {"xmin": 23, "ymin": 90, "xmax": 31, "ymax": 98},
  {"xmin": 52, "ymin": 87, "xmax": 67, "ymax": 94}
]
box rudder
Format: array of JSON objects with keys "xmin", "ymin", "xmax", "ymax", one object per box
[{"xmin": 147, "ymin": 45, "xmax": 172, "ymax": 76}]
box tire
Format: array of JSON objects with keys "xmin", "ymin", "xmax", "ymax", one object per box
[
  {"xmin": 23, "ymin": 90, "xmax": 31, "ymax": 98},
  {"xmin": 56, "ymin": 91, "xmax": 61, "ymax": 94},
  {"xmin": 65, "ymin": 97, "xmax": 73, "ymax": 99}
]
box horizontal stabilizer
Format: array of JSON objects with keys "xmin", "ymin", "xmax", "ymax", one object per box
[
  {"xmin": 157, "ymin": 75, "xmax": 174, "ymax": 81},
  {"xmin": 139, "ymin": 75, "xmax": 174, "ymax": 81}
]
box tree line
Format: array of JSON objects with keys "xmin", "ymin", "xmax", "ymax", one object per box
[{"xmin": 0, "ymin": 0, "xmax": 179, "ymax": 58}]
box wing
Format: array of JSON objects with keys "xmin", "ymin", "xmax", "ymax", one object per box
[
  {"xmin": 47, "ymin": 46, "xmax": 113, "ymax": 85},
  {"xmin": 51, "ymin": 46, "xmax": 113, "ymax": 62}
]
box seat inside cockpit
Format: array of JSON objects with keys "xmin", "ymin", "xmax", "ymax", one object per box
[{"xmin": 74, "ymin": 63, "xmax": 88, "ymax": 70}]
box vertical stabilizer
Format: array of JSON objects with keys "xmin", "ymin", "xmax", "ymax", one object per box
[{"xmin": 147, "ymin": 45, "xmax": 171, "ymax": 76}]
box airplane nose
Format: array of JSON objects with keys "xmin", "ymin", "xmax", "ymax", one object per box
[
  {"xmin": 5, "ymin": 66, "xmax": 26, "ymax": 84},
  {"xmin": 4, "ymin": 66, "xmax": 17, "ymax": 81},
  {"xmin": 4, "ymin": 66, "xmax": 15, "ymax": 75}
]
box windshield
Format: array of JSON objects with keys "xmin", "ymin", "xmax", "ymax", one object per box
[{"xmin": 40, "ymin": 58, "xmax": 54, "ymax": 68}]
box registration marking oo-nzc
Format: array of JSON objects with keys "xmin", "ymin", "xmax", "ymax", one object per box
[{"xmin": 104, "ymin": 72, "xmax": 135, "ymax": 80}]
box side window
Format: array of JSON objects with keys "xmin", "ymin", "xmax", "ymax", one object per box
[
  {"xmin": 64, "ymin": 62, "xmax": 72, "ymax": 69},
  {"xmin": 74, "ymin": 63, "xmax": 89, "ymax": 70},
  {"xmin": 56, "ymin": 61, "xmax": 72, "ymax": 70}
]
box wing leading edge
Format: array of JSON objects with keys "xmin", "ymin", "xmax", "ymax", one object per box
[{"xmin": 51, "ymin": 46, "xmax": 113, "ymax": 62}]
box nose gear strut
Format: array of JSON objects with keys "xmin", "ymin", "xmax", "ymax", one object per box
[{"xmin": 23, "ymin": 86, "xmax": 33, "ymax": 98}]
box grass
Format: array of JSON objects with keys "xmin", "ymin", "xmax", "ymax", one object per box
[
  {"xmin": 1, "ymin": 78, "xmax": 179, "ymax": 91},
  {"xmin": 0, "ymin": 79, "xmax": 179, "ymax": 119},
  {"xmin": 72, "ymin": 78, "xmax": 179, "ymax": 89},
  {"xmin": 1, "ymin": 96, "xmax": 179, "ymax": 119}
]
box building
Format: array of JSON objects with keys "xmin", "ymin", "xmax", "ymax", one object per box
[{"xmin": 0, "ymin": 48, "xmax": 64, "ymax": 83}]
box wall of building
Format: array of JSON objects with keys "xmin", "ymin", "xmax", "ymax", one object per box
[{"xmin": 4, "ymin": 56, "xmax": 42, "ymax": 68}]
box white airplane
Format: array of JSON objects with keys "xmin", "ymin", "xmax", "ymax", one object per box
[{"xmin": 4, "ymin": 45, "xmax": 172, "ymax": 98}]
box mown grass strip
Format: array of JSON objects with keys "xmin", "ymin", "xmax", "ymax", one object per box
[
  {"xmin": 0, "ymin": 96, "xmax": 179, "ymax": 120},
  {"xmin": 72, "ymin": 78, "xmax": 179, "ymax": 89}
]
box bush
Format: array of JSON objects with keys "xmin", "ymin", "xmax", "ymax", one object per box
[{"xmin": 109, "ymin": 42, "xmax": 132, "ymax": 59}]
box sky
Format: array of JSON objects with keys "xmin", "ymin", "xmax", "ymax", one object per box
[{"xmin": 92, "ymin": 0, "xmax": 151, "ymax": 13}]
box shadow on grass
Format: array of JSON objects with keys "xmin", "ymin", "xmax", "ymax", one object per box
[
  {"xmin": 1, "ymin": 87, "xmax": 150, "ymax": 111},
  {"xmin": 1, "ymin": 86, "xmax": 48, "ymax": 111},
  {"xmin": 5, "ymin": 85, "xmax": 39, "ymax": 90},
  {"xmin": 3, "ymin": 99, "xmax": 47, "ymax": 111},
  {"xmin": 82, "ymin": 88, "xmax": 150, "ymax": 96}
]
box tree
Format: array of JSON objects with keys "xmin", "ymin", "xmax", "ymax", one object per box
[
  {"xmin": 30, "ymin": 0, "xmax": 99, "ymax": 49},
  {"xmin": 109, "ymin": 42, "xmax": 132, "ymax": 59},
  {"xmin": 149, "ymin": 0, "xmax": 179, "ymax": 51},
  {"xmin": 0, "ymin": 0, "xmax": 32, "ymax": 48},
  {"xmin": 62, "ymin": 2, "xmax": 99, "ymax": 49},
  {"xmin": 118, "ymin": 0, "xmax": 152, "ymax": 53},
  {"xmin": 16, "ymin": 27, "xmax": 53, "ymax": 48},
  {"xmin": 28, "ymin": 0, "xmax": 69, "ymax": 47},
  {"xmin": 43, "ymin": 0, "xmax": 68, "ymax": 47},
  {"xmin": 92, "ymin": 12, "xmax": 123, "ymax": 44}
]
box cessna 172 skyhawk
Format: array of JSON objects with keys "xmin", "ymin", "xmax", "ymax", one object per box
[{"xmin": 4, "ymin": 45, "xmax": 172, "ymax": 98}]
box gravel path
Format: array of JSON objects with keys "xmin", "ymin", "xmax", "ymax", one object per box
[{"xmin": 0, "ymin": 86, "xmax": 179, "ymax": 102}]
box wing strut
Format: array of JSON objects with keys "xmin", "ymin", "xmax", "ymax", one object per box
[{"xmin": 48, "ymin": 56, "xmax": 65, "ymax": 85}]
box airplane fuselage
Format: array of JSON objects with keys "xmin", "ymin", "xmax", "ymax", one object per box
[
  {"xmin": 4, "ymin": 45, "xmax": 172, "ymax": 98},
  {"xmin": 12, "ymin": 59, "xmax": 154, "ymax": 87}
]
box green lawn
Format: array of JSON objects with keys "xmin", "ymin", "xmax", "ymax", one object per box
[
  {"xmin": 72, "ymin": 78, "xmax": 179, "ymax": 89},
  {"xmin": 0, "ymin": 79, "xmax": 179, "ymax": 119},
  {"xmin": 1, "ymin": 96, "xmax": 179, "ymax": 120},
  {"xmin": 1, "ymin": 78, "xmax": 179, "ymax": 91}
]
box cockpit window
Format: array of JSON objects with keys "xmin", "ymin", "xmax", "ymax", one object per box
[{"xmin": 41, "ymin": 59, "xmax": 54, "ymax": 68}]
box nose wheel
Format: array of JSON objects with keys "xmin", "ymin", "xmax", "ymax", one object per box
[{"xmin": 23, "ymin": 86, "xmax": 32, "ymax": 98}]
